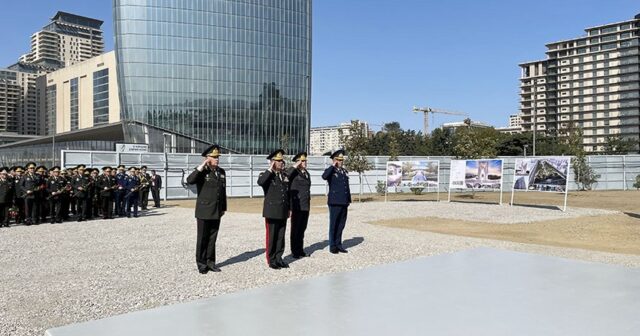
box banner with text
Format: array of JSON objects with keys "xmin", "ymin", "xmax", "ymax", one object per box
[
  {"xmin": 513, "ymin": 157, "xmax": 570, "ymax": 192},
  {"xmin": 449, "ymin": 159, "xmax": 503, "ymax": 190}
]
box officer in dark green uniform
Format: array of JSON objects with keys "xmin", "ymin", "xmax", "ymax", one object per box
[
  {"xmin": 288, "ymin": 152, "xmax": 311, "ymax": 258},
  {"xmin": 20, "ymin": 162, "xmax": 40, "ymax": 225},
  {"xmin": 257, "ymin": 149, "xmax": 290, "ymax": 269},
  {"xmin": 47, "ymin": 166, "xmax": 67, "ymax": 224},
  {"xmin": 97, "ymin": 166, "xmax": 117, "ymax": 219},
  {"xmin": 186, "ymin": 144, "xmax": 227, "ymax": 274},
  {"xmin": 0, "ymin": 167, "xmax": 14, "ymax": 227},
  {"xmin": 71, "ymin": 165, "xmax": 90, "ymax": 222}
]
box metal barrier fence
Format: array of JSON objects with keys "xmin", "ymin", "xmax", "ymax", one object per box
[{"xmin": 61, "ymin": 151, "xmax": 640, "ymax": 200}]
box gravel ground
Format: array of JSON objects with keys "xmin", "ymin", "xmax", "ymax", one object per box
[{"xmin": 0, "ymin": 202, "xmax": 638, "ymax": 336}]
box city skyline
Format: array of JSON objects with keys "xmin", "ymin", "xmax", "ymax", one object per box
[{"xmin": 0, "ymin": 0, "xmax": 638, "ymax": 132}]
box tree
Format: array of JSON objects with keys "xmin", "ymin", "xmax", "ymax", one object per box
[
  {"xmin": 340, "ymin": 121, "xmax": 374, "ymax": 201},
  {"xmin": 566, "ymin": 125, "xmax": 600, "ymax": 190},
  {"xmin": 388, "ymin": 132, "xmax": 400, "ymax": 161},
  {"xmin": 427, "ymin": 128, "xmax": 454, "ymax": 156},
  {"xmin": 603, "ymin": 135, "xmax": 636, "ymax": 155},
  {"xmin": 451, "ymin": 126, "xmax": 499, "ymax": 159},
  {"xmin": 383, "ymin": 121, "xmax": 401, "ymax": 133}
]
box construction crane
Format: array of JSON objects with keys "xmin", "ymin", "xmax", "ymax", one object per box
[{"xmin": 412, "ymin": 106, "xmax": 468, "ymax": 134}]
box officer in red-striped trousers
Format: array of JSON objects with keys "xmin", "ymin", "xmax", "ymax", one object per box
[{"xmin": 257, "ymin": 149, "xmax": 290, "ymax": 270}]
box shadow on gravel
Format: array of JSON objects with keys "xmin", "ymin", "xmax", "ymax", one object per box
[
  {"xmin": 219, "ymin": 248, "xmax": 265, "ymax": 267},
  {"xmin": 509, "ymin": 203, "xmax": 562, "ymax": 211},
  {"xmin": 295, "ymin": 236, "xmax": 365, "ymax": 259},
  {"xmin": 623, "ymin": 212, "xmax": 640, "ymax": 220}
]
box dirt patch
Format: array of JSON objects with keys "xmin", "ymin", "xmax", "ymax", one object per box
[{"xmin": 373, "ymin": 214, "xmax": 640, "ymax": 255}]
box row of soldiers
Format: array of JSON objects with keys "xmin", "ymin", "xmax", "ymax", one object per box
[{"xmin": 0, "ymin": 163, "xmax": 162, "ymax": 227}]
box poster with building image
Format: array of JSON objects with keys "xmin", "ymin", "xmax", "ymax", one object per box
[
  {"xmin": 449, "ymin": 159, "xmax": 503, "ymax": 190},
  {"xmin": 386, "ymin": 160, "xmax": 439, "ymax": 191},
  {"xmin": 513, "ymin": 157, "xmax": 570, "ymax": 192}
]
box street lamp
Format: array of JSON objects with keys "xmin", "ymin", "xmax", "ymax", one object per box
[{"xmin": 523, "ymin": 144, "xmax": 528, "ymax": 158}]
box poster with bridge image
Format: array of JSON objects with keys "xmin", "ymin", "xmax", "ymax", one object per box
[
  {"xmin": 449, "ymin": 159, "xmax": 503, "ymax": 190},
  {"xmin": 386, "ymin": 160, "xmax": 439, "ymax": 191},
  {"xmin": 513, "ymin": 157, "xmax": 570, "ymax": 192}
]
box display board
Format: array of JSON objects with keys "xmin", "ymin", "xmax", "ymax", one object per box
[
  {"xmin": 448, "ymin": 159, "xmax": 504, "ymax": 204},
  {"xmin": 512, "ymin": 157, "xmax": 570, "ymax": 192},
  {"xmin": 510, "ymin": 157, "xmax": 571, "ymax": 212},
  {"xmin": 386, "ymin": 160, "xmax": 440, "ymax": 200},
  {"xmin": 449, "ymin": 159, "xmax": 503, "ymax": 190}
]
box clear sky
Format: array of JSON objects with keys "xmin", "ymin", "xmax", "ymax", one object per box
[{"xmin": 1, "ymin": 0, "xmax": 638, "ymax": 132}]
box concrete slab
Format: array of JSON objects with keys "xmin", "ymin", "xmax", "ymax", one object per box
[{"xmin": 46, "ymin": 248, "xmax": 640, "ymax": 336}]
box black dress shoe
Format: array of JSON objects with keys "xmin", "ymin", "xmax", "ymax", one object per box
[
  {"xmin": 330, "ymin": 248, "xmax": 339, "ymax": 254},
  {"xmin": 198, "ymin": 269, "xmax": 209, "ymax": 274},
  {"xmin": 277, "ymin": 261, "xmax": 289, "ymax": 268},
  {"xmin": 268, "ymin": 263, "xmax": 281, "ymax": 270},
  {"xmin": 338, "ymin": 248, "xmax": 348, "ymax": 253},
  {"xmin": 292, "ymin": 253, "xmax": 308, "ymax": 259},
  {"xmin": 208, "ymin": 266, "xmax": 221, "ymax": 272}
]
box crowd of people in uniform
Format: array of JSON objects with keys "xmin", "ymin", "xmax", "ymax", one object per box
[
  {"xmin": 189, "ymin": 144, "xmax": 351, "ymax": 274},
  {"xmin": 0, "ymin": 163, "xmax": 163, "ymax": 226}
]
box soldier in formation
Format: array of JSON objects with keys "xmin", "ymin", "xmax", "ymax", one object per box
[{"xmin": 0, "ymin": 163, "xmax": 162, "ymax": 227}]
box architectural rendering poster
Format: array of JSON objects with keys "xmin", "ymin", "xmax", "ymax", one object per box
[
  {"xmin": 449, "ymin": 159, "xmax": 503, "ymax": 190},
  {"xmin": 513, "ymin": 157, "xmax": 570, "ymax": 192},
  {"xmin": 386, "ymin": 160, "xmax": 439, "ymax": 190}
]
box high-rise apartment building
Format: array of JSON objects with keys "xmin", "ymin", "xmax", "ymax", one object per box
[
  {"xmin": 519, "ymin": 13, "xmax": 640, "ymax": 152},
  {"xmin": 310, "ymin": 121, "xmax": 369, "ymax": 156},
  {"xmin": 1, "ymin": 63, "xmax": 52, "ymax": 135},
  {"xmin": 20, "ymin": 12, "xmax": 104, "ymax": 68}
]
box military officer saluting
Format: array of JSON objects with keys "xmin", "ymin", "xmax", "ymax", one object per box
[
  {"xmin": 187, "ymin": 144, "xmax": 228, "ymax": 274},
  {"xmin": 287, "ymin": 152, "xmax": 311, "ymax": 258},
  {"xmin": 322, "ymin": 150, "xmax": 352, "ymax": 254},
  {"xmin": 257, "ymin": 149, "xmax": 290, "ymax": 269}
]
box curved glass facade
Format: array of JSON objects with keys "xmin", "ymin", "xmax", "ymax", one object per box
[{"xmin": 114, "ymin": 0, "xmax": 312, "ymax": 154}]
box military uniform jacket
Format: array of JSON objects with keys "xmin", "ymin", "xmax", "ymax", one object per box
[
  {"xmin": 13, "ymin": 177, "xmax": 22, "ymax": 200},
  {"xmin": 47, "ymin": 176, "xmax": 69, "ymax": 200},
  {"xmin": 0, "ymin": 178, "xmax": 14, "ymax": 204},
  {"xmin": 115, "ymin": 173, "xmax": 127, "ymax": 193},
  {"xmin": 124, "ymin": 175, "xmax": 140, "ymax": 196},
  {"xmin": 257, "ymin": 170, "xmax": 290, "ymax": 220},
  {"xmin": 71, "ymin": 175, "xmax": 90, "ymax": 199},
  {"xmin": 139, "ymin": 173, "xmax": 151, "ymax": 191},
  {"xmin": 97, "ymin": 175, "xmax": 117, "ymax": 197},
  {"xmin": 187, "ymin": 167, "xmax": 227, "ymax": 220},
  {"xmin": 19, "ymin": 173, "xmax": 41, "ymax": 199},
  {"xmin": 287, "ymin": 167, "xmax": 311, "ymax": 212},
  {"xmin": 322, "ymin": 166, "xmax": 352, "ymax": 206}
]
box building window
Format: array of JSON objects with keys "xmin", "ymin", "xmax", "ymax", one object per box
[
  {"xmin": 70, "ymin": 78, "xmax": 79, "ymax": 131},
  {"xmin": 93, "ymin": 68, "xmax": 109, "ymax": 126},
  {"xmin": 46, "ymin": 85, "xmax": 56, "ymax": 135}
]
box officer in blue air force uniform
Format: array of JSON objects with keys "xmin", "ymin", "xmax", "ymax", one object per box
[
  {"xmin": 322, "ymin": 150, "xmax": 352, "ymax": 254},
  {"xmin": 124, "ymin": 167, "xmax": 140, "ymax": 218},
  {"xmin": 114, "ymin": 165, "xmax": 127, "ymax": 217},
  {"xmin": 257, "ymin": 149, "xmax": 290, "ymax": 270},
  {"xmin": 186, "ymin": 144, "xmax": 227, "ymax": 274}
]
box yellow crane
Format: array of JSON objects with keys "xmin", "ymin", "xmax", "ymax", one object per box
[{"xmin": 412, "ymin": 106, "xmax": 468, "ymax": 134}]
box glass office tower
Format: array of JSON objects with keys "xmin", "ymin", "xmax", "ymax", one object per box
[{"xmin": 113, "ymin": 0, "xmax": 312, "ymax": 154}]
